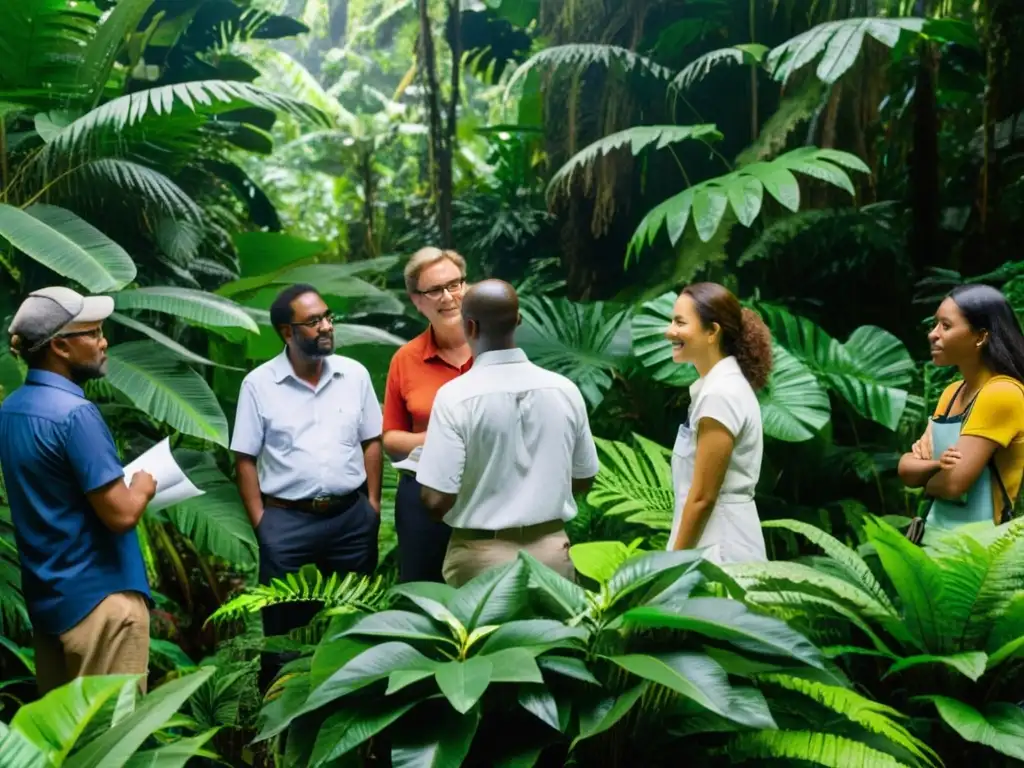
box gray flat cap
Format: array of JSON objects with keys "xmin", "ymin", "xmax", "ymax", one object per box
[{"xmin": 9, "ymin": 286, "xmax": 114, "ymax": 353}]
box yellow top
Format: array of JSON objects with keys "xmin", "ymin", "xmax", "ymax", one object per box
[{"xmin": 934, "ymin": 376, "xmax": 1024, "ymax": 522}]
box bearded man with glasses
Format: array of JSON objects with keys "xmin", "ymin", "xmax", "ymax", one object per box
[
  {"xmin": 0, "ymin": 287, "xmax": 157, "ymax": 695},
  {"xmin": 230, "ymin": 283, "xmax": 383, "ymax": 689}
]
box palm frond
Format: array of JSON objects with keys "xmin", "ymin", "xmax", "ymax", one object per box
[
  {"xmin": 758, "ymin": 674, "xmax": 942, "ymax": 768},
  {"xmin": 504, "ymin": 44, "xmax": 673, "ymax": 102},
  {"xmin": 46, "ymin": 80, "xmax": 331, "ymax": 159},
  {"xmin": 670, "ymin": 44, "xmax": 769, "ymax": 92},
  {"xmin": 242, "ymin": 45, "xmax": 354, "ymax": 126},
  {"xmin": 766, "ymin": 18, "xmax": 925, "ymax": 85},
  {"xmin": 547, "ymin": 125, "xmax": 722, "ymax": 201},
  {"xmin": 75, "ymin": 159, "xmax": 204, "ymax": 222},
  {"xmin": 206, "ymin": 565, "xmax": 388, "ymax": 625},
  {"xmin": 628, "ymin": 147, "xmax": 870, "ymax": 259},
  {"xmin": 720, "ymin": 730, "xmax": 917, "ymax": 767}
]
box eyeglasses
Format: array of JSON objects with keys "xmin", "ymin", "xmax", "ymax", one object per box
[
  {"xmin": 416, "ymin": 278, "xmax": 466, "ymax": 301},
  {"xmin": 290, "ymin": 311, "xmax": 335, "ymax": 329},
  {"xmin": 58, "ymin": 327, "xmax": 104, "ymax": 341}
]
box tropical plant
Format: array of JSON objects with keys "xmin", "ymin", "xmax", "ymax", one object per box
[{"xmin": 732, "ymin": 516, "xmax": 1024, "ymax": 763}]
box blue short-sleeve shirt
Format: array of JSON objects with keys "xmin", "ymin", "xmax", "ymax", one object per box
[{"xmin": 0, "ymin": 370, "xmax": 150, "ymax": 636}]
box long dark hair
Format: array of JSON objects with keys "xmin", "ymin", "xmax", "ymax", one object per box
[
  {"xmin": 948, "ymin": 284, "xmax": 1024, "ymax": 382},
  {"xmin": 682, "ymin": 282, "xmax": 773, "ymax": 391}
]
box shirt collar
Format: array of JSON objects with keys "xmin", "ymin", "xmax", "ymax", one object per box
[
  {"xmin": 25, "ymin": 369, "xmax": 86, "ymax": 398},
  {"xmin": 688, "ymin": 355, "xmax": 742, "ymax": 400},
  {"xmin": 473, "ymin": 348, "xmax": 528, "ymax": 367},
  {"xmin": 270, "ymin": 348, "xmax": 339, "ymax": 384},
  {"xmin": 421, "ymin": 326, "xmax": 442, "ymax": 362}
]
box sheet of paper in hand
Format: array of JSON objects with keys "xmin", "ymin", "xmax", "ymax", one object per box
[
  {"xmin": 391, "ymin": 445, "xmax": 423, "ymax": 474},
  {"xmin": 122, "ymin": 438, "xmax": 204, "ymax": 512}
]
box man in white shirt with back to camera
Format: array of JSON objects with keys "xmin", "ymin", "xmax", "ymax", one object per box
[{"xmin": 416, "ymin": 279, "xmax": 600, "ymax": 586}]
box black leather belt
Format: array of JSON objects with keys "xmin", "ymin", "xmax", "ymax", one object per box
[{"xmin": 262, "ymin": 491, "xmax": 360, "ymax": 514}]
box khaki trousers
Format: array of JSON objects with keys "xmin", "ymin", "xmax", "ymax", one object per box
[
  {"xmin": 442, "ymin": 521, "xmax": 574, "ymax": 587},
  {"xmin": 34, "ymin": 591, "xmax": 150, "ymax": 696}
]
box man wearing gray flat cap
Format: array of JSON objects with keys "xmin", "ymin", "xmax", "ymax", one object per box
[{"xmin": 0, "ymin": 286, "xmax": 157, "ymax": 694}]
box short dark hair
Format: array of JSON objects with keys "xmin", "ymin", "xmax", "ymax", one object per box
[{"xmin": 269, "ymin": 284, "xmax": 320, "ymax": 339}]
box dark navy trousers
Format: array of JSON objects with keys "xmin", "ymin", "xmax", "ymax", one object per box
[{"xmin": 395, "ymin": 474, "xmax": 451, "ymax": 583}]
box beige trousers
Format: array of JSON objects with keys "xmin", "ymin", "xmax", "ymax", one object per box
[
  {"xmin": 34, "ymin": 591, "xmax": 150, "ymax": 696},
  {"xmin": 442, "ymin": 521, "xmax": 574, "ymax": 587}
]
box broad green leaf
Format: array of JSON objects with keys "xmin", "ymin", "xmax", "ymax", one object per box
[
  {"xmin": 517, "ymin": 685, "xmax": 560, "ymax": 732},
  {"xmin": 670, "ymin": 45, "xmax": 770, "ymax": 91},
  {"xmin": 0, "ymin": 203, "xmax": 136, "ymax": 292},
  {"xmin": 11, "ymin": 675, "xmax": 136, "ymax": 762},
  {"xmin": 477, "ymin": 620, "xmax": 587, "ymax": 655},
  {"xmin": 389, "ymin": 584, "xmax": 466, "ymax": 636},
  {"xmin": 0, "ymin": 722, "xmax": 46, "ymax": 767},
  {"xmin": 122, "ymin": 728, "xmax": 219, "ymax": 768},
  {"xmin": 448, "ymin": 558, "xmax": 530, "ymax": 631},
  {"xmin": 391, "ymin": 703, "xmax": 480, "ymax": 768},
  {"xmin": 606, "ymin": 549, "xmax": 705, "ymax": 608},
  {"xmin": 516, "ymin": 295, "xmax": 632, "ymax": 409},
  {"xmin": 885, "ymin": 652, "xmax": 988, "ymax": 682},
  {"xmin": 106, "ymin": 313, "xmax": 242, "ymax": 371},
  {"xmin": 624, "ymin": 599, "xmax": 824, "ymax": 669},
  {"xmin": 630, "ymin": 292, "xmax": 699, "ymax": 387},
  {"xmin": 435, "ymin": 657, "xmax": 493, "ymax": 714},
  {"xmin": 518, "ymin": 552, "xmax": 589, "ymax": 619},
  {"xmin": 570, "ymin": 541, "xmax": 638, "ymax": 584},
  {"xmin": 64, "ymin": 667, "xmax": 216, "ymax": 768},
  {"xmin": 232, "ymin": 231, "xmax": 325, "ymax": 276},
  {"xmin": 341, "ymin": 610, "xmax": 457, "ymax": 647},
  {"xmin": 483, "ymin": 648, "xmax": 544, "ymax": 684},
  {"xmin": 536, "ymin": 656, "xmax": 600, "ymax": 685},
  {"xmin": 105, "ymin": 342, "xmax": 229, "ymax": 447},
  {"xmin": 165, "ymin": 451, "xmax": 256, "ymax": 567},
  {"xmin": 113, "ymin": 287, "xmax": 258, "ymax": 335},
  {"xmin": 720, "ymin": 730, "xmax": 913, "ymax": 766},
  {"xmin": 309, "ymin": 702, "xmax": 416, "ymax": 766},
  {"xmin": 305, "ymin": 642, "xmax": 437, "ymax": 711},
  {"xmin": 572, "ymin": 683, "xmax": 647, "ymax": 748},
  {"xmin": 607, "ymin": 653, "xmax": 738, "ymax": 721},
  {"xmin": 920, "ymin": 696, "xmax": 1024, "ymax": 760},
  {"xmin": 757, "ymin": 344, "xmax": 830, "ymax": 442},
  {"xmin": 0, "ymin": 348, "xmax": 25, "ymax": 402}
]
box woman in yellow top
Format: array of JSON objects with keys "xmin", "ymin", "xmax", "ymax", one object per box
[{"xmin": 898, "ymin": 284, "xmax": 1024, "ymax": 533}]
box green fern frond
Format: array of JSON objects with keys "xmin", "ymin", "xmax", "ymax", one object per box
[
  {"xmin": 758, "ymin": 675, "xmax": 942, "ymax": 768},
  {"xmin": 504, "ymin": 43, "xmax": 673, "ymax": 102},
  {"xmin": 720, "ymin": 730, "xmax": 916, "ymax": 767},
  {"xmin": 205, "ymin": 566, "xmax": 387, "ymax": 625},
  {"xmin": 627, "ymin": 147, "xmax": 870, "ymax": 259},
  {"xmin": 767, "ymin": 18, "xmax": 926, "ymax": 84},
  {"xmin": 75, "ymin": 159, "xmax": 204, "ymax": 221},
  {"xmin": 587, "ymin": 435, "xmax": 674, "ymax": 531},
  {"xmin": 735, "ymin": 78, "xmax": 828, "ymax": 165},
  {"xmin": 669, "ymin": 44, "xmax": 769, "ymax": 92},
  {"xmin": 762, "ymin": 520, "xmax": 895, "ymax": 614},
  {"xmin": 45, "ymin": 80, "xmax": 330, "ymax": 159},
  {"xmin": 547, "ymin": 125, "xmax": 722, "ymax": 201},
  {"xmin": 960, "ymin": 518, "xmax": 1024, "ymax": 646}
]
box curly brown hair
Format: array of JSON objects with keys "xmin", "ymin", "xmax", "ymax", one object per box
[{"xmin": 682, "ymin": 283, "xmax": 774, "ymax": 391}]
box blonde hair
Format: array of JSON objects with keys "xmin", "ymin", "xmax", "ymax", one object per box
[{"xmin": 403, "ymin": 247, "xmax": 467, "ymax": 294}]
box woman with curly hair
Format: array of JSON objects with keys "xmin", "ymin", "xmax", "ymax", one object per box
[{"xmin": 663, "ymin": 282, "xmax": 774, "ymax": 564}]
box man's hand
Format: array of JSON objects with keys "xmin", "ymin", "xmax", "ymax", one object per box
[
  {"xmin": 129, "ymin": 470, "xmax": 158, "ymax": 502},
  {"xmin": 368, "ymin": 496, "xmax": 381, "ymax": 515}
]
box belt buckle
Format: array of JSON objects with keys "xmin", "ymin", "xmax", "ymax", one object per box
[{"xmin": 311, "ymin": 495, "xmax": 332, "ymax": 512}]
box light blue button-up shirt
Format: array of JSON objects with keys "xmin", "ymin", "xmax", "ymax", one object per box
[{"xmin": 230, "ymin": 350, "xmax": 383, "ymax": 499}]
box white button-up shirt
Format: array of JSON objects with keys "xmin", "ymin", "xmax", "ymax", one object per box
[
  {"xmin": 230, "ymin": 350, "xmax": 383, "ymax": 499},
  {"xmin": 416, "ymin": 348, "xmax": 600, "ymax": 530}
]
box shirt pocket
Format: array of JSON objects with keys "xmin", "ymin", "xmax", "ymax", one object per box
[
  {"xmin": 336, "ymin": 405, "xmax": 363, "ymax": 446},
  {"xmin": 265, "ymin": 412, "xmax": 310, "ymax": 452}
]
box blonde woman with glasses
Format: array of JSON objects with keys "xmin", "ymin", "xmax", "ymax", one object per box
[{"xmin": 383, "ymin": 248, "xmax": 473, "ymax": 582}]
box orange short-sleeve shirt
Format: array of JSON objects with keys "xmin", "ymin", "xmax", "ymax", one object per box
[
  {"xmin": 382, "ymin": 328, "xmax": 473, "ymax": 434},
  {"xmin": 935, "ymin": 376, "xmax": 1024, "ymax": 520}
]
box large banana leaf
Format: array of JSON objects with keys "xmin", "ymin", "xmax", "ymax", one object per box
[
  {"xmin": 106, "ymin": 313, "xmax": 243, "ymax": 371},
  {"xmin": 0, "ymin": 348, "xmax": 25, "ymax": 401},
  {"xmin": 757, "ymin": 304, "xmax": 914, "ymax": 430},
  {"xmin": 113, "ymin": 287, "xmax": 259, "ymax": 336},
  {"xmin": 232, "ymin": 231, "xmax": 327, "ymax": 276},
  {"xmin": 165, "ymin": 451, "xmax": 257, "ymax": 569},
  {"xmin": 587, "ymin": 435, "xmax": 674, "ymax": 531},
  {"xmin": 105, "ymin": 342, "xmax": 229, "ymax": 447},
  {"xmin": 631, "ymin": 292, "xmax": 699, "ymax": 387},
  {"xmin": 516, "ymin": 295, "xmax": 633, "ymax": 409},
  {"xmin": 919, "ymin": 696, "xmax": 1024, "ymax": 761},
  {"xmin": 757, "ymin": 344, "xmax": 831, "ymax": 443},
  {"xmin": 0, "ymin": 203, "xmax": 137, "ymax": 292}
]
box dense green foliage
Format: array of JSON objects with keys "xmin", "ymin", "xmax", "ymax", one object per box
[{"xmin": 1, "ymin": 0, "xmax": 1024, "ymax": 765}]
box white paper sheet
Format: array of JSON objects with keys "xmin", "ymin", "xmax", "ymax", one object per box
[
  {"xmin": 391, "ymin": 445, "xmax": 422, "ymax": 474},
  {"xmin": 122, "ymin": 438, "xmax": 204, "ymax": 512}
]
